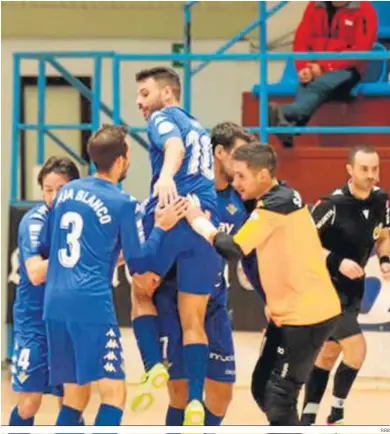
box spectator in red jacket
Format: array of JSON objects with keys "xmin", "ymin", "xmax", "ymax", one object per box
[{"xmin": 269, "ymin": 1, "xmax": 378, "ymax": 147}]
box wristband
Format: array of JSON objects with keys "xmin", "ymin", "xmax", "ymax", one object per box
[
  {"xmin": 326, "ymin": 252, "xmax": 343, "ymax": 276},
  {"xmin": 379, "ymin": 256, "xmax": 390, "ymax": 265},
  {"xmin": 191, "ymin": 216, "xmax": 218, "ymax": 242}
]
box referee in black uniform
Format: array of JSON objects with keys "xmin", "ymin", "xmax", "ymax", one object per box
[{"xmin": 301, "ymin": 144, "xmax": 390, "ymax": 426}]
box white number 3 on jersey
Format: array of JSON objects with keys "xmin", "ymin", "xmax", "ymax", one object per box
[{"xmin": 58, "ymin": 211, "xmax": 84, "ymax": 268}]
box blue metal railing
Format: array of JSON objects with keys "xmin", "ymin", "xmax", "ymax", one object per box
[{"xmin": 11, "ymin": 2, "xmax": 390, "ymax": 202}]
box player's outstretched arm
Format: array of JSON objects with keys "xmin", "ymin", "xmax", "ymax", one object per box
[
  {"xmin": 120, "ymin": 198, "xmax": 188, "ymax": 274},
  {"xmin": 154, "ymin": 137, "xmax": 185, "ymax": 207},
  {"xmin": 186, "ymin": 204, "xmax": 275, "ymax": 261},
  {"xmin": 149, "ymin": 112, "xmax": 185, "ymax": 207}
]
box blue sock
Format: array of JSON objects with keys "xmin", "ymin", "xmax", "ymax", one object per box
[
  {"xmin": 94, "ymin": 403, "xmax": 123, "ymax": 426},
  {"xmin": 56, "ymin": 405, "xmax": 83, "ymax": 426},
  {"xmin": 9, "ymin": 406, "xmax": 34, "ymax": 426},
  {"xmin": 166, "ymin": 405, "xmax": 184, "ymax": 426},
  {"xmin": 183, "ymin": 343, "xmax": 208, "ymax": 402},
  {"xmin": 132, "ymin": 315, "xmax": 162, "ymax": 371},
  {"xmin": 205, "ymin": 406, "xmax": 224, "ymax": 426}
]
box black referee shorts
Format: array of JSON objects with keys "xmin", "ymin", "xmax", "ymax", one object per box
[{"xmin": 328, "ymin": 308, "xmax": 362, "ymax": 342}]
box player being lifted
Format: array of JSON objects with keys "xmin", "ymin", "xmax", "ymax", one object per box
[
  {"xmin": 133, "ymin": 67, "xmax": 222, "ymax": 424},
  {"xmin": 42, "ymin": 126, "xmax": 187, "ymax": 426},
  {"xmin": 302, "ymin": 145, "xmax": 390, "ymax": 426},
  {"xmin": 9, "ymin": 157, "xmax": 80, "ymax": 427},
  {"xmin": 185, "ymin": 142, "xmax": 341, "ymax": 426}
]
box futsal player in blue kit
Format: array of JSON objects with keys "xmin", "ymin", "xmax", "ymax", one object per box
[
  {"xmin": 157, "ymin": 122, "xmax": 258, "ymax": 427},
  {"xmin": 134, "ymin": 67, "xmax": 222, "ymax": 424},
  {"xmin": 130, "ymin": 122, "xmax": 263, "ymax": 425},
  {"xmin": 9, "ymin": 156, "xmax": 80, "ymax": 426},
  {"xmin": 41, "ymin": 125, "xmax": 187, "ymax": 426}
]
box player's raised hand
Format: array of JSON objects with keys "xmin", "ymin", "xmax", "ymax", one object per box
[
  {"xmin": 380, "ymin": 262, "xmax": 390, "ymax": 281},
  {"xmin": 155, "ymin": 197, "xmax": 188, "ymax": 231},
  {"xmin": 339, "ymin": 258, "xmax": 365, "ymax": 280},
  {"xmin": 154, "ymin": 175, "xmax": 178, "ymax": 207}
]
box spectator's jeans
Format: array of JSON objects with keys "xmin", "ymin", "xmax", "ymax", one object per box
[{"xmin": 282, "ymin": 68, "xmax": 361, "ymax": 126}]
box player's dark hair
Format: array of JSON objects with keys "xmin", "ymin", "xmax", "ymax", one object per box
[
  {"xmin": 135, "ymin": 66, "xmax": 181, "ymax": 100},
  {"xmin": 210, "ymin": 122, "xmax": 254, "ymax": 154},
  {"xmin": 87, "ymin": 124, "xmax": 128, "ymax": 172},
  {"xmin": 233, "ymin": 142, "xmax": 277, "ymax": 177},
  {"xmin": 348, "ymin": 144, "xmax": 378, "ymax": 164},
  {"xmin": 37, "ymin": 156, "xmax": 80, "ymax": 187}
]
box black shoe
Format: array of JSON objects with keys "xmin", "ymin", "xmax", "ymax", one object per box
[
  {"xmin": 301, "ymin": 413, "xmax": 316, "ymax": 426},
  {"xmin": 268, "ymin": 102, "xmax": 294, "ymax": 148}
]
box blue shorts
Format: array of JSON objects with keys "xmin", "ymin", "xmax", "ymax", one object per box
[
  {"xmin": 154, "ymin": 280, "xmax": 236, "ymax": 383},
  {"xmin": 143, "ymin": 216, "xmax": 222, "ymax": 296},
  {"xmin": 12, "ymin": 332, "xmax": 63, "ymax": 396},
  {"xmin": 46, "ymin": 321, "xmax": 125, "ymax": 386}
]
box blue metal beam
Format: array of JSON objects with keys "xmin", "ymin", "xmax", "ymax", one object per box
[
  {"xmin": 191, "ymin": 19, "xmax": 261, "ymax": 76},
  {"xmin": 11, "ymin": 54, "xmax": 21, "ymax": 202},
  {"xmin": 19, "ymin": 123, "xmax": 92, "ymax": 130},
  {"xmin": 183, "ymin": 1, "xmax": 192, "ymax": 112},
  {"xmin": 45, "ymin": 130, "xmax": 88, "ymax": 166},
  {"xmin": 47, "ymin": 58, "xmax": 149, "ymax": 149},
  {"xmin": 37, "ymin": 59, "xmax": 46, "ymax": 165},
  {"xmin": 15, "ymin": 51, "xmax": 115, "ymax": 59},
  {"xmin": 259, "ymin": 1, "xmax": 268, "ymax": 144},
  {"xmin": 191, "ymin": 1, "xmax": 288, "ymax": 76},
  {"xmin": 113, "ymin": 51, "xmax": 390, "ymax": 61}
]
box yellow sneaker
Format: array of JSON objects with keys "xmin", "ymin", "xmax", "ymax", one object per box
[
  {"xmin": 130, "ymin": 363, "xmax": 169, "ymax": 413},
  {"xmin": 183, "ymin": 399, "xmax": 205, "ymax": 426}
]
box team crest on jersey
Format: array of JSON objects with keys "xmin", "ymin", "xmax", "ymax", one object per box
[
  {"xmin": 17, "ymin": 371, "xmax": 29, "ymax": 384},
  {"xmin": 373, "ymin": 223, "xmax": 383, "ymax": 240},
  {"xmin": 226, "ymin": 203, "xmax": 237, "ymax": 215}
]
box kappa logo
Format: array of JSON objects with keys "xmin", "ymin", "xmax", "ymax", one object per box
[
  {"xmin": 103, "ymin": 351, "xmax": 118, "ymax": 361},
  {"xmin": 105, "ymin": 339, "xmax": 119, "ymax": 349},
  {"xmin": 106, "ymin": 328, "xmax": 116, "ymax": 338},
  {"xmin": 103, "ymin": 363, "xmax": 116, "ymax": 373}
]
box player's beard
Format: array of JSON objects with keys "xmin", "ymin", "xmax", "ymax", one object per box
[{"xmin": 118, "ymin": 165, "xmax": 128, "ymax": 183}]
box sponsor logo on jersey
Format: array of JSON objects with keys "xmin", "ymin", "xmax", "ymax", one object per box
[{"xmin": 209, "ymin": 352, "xmax": 235, "ymax": 363}]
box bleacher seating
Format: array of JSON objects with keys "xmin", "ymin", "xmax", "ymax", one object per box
[
  {"xmin": 252, "ymin": 43, "xmax": 390, "ymax": 98},
  {"xmin": 372, "ymin": 1, "xmax": 390, "ymax": 40}
]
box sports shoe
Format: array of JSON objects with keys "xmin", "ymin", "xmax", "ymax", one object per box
[
  {"xmin": 130, "ymin": 362, "xmax": 169, "ymax": 413},
  {"xmin": 327, "ymin": 415, "xmax": 344, "ymax": 425},
  {"xmin": 183, "ymin": 399, "xmax": 205, "ymax": 426}
]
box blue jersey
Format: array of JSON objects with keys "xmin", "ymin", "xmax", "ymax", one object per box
[
  {"xmin": 216, "ymin": 187, "xmax": 264, "ymax": 300},
  {"xmin": 213, "ymin": 186, "xmax": 248, "ymax": 302},
  {"xmin": 43, "ymin": 176, "xmax": 165, "ymax": 325},
  {"xmin": 146, "ymin": 106, "xmax": 217, "ymax": 215},
  {"xmin": 13, "ymin": 204, "xmax": 49, "ymax": 336}
]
